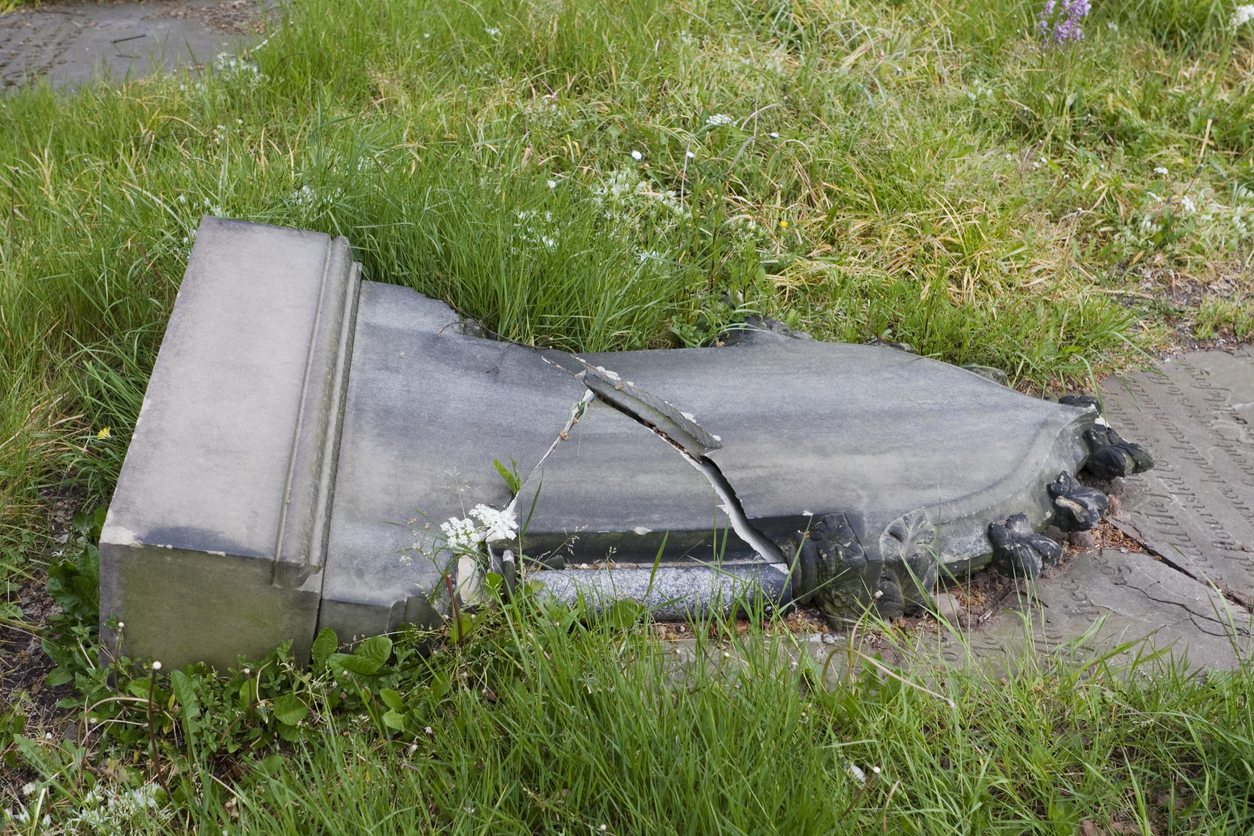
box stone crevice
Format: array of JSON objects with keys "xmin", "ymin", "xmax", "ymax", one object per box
[{"xmin": 541, "ymin": 352, "xmax": 785, "ymax": 565}]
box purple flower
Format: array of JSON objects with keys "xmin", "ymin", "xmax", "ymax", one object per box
[{"xmin": 1038, "ymin": 0, "xmax": 1089, "ymax": 47}]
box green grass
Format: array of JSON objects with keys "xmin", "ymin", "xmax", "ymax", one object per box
[
  {"xmin": 2, "ymin": 0, "xmax": 1254, "ymax": 830},
  {"xmin": 10, "ymin": 589, "xmax": 1254, "ymax": 834}
]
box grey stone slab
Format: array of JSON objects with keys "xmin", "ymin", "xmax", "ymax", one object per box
[
  {"xmin": 100, "ymin": 217, "xmax": 353, "ymax": 671},
  {"xmin": 532, "ymin": 563, "xmax": 793, "ymax": 621},
  {"xmin": 0, "ymin": 0, "xmax": 267, "ymax": 89},
  {"xmin": 318, "ymin": 282, "xmax": 590, "ymax": 641},
  {"xmin": 574, "ymin": 343, "xmax": 1096, "ymax": 580},
  {"xmin": 1100, "ymin": 348, "xmax": 1254, "ymax": 607},
  {"xmin": 511, "ymin": 399, "xmax": 751, "ymax": 566},
  {"xmin": 924, "ymin": 548, "xmax": 1251, "ymax": 674}
]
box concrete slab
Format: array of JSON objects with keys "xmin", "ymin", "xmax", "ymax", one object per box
[
  {"xmin": 1099, "ymin": 348, "xmax": 1254, "ymax": 608},
  {"xmin": 0, "ymin": 0, "xmax": 270, "ymax": 89}
]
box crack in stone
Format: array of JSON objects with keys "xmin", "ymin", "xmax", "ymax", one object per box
[
  {"xmin": 1109, "ymin": 519, "xmax": 1254, "ymax": 615},
  {"xmin": 539, "ymin": 352, "xmax": 785, "ymax": 565},
  {"xmin": 1120, "ymin": 577, "xmax": 1248, "ymax": 638}
]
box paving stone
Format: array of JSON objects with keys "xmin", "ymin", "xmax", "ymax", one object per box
[
  {"xmin": 0, "ymin": 0, "xmax": 268, "ymax": 89},
  {"xmin": 1099, "ymin": 347, "xmax": 1254, "ymax": 608},
  {"xmin": 921, "ymin": 548, "xmax": 1251, "ymax": 674}
]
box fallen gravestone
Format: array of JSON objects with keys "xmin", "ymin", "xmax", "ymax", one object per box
[{"xmin": 101, "ymin": 218, "xmax": 1151, "ymax": 671}]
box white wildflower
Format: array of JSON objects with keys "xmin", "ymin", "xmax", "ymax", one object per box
[
  {"xmin": 440, "ymin": 517, "xmax": 481, "ymax": 551},
  {"xmin": 1180, "ymin": 195, "xmax": 1196, "ymax": 213},
  {"xmin": 769, "ymin": 131, "xmax": 780, "ymax": 138},
  {"xmin": 471, "ymin": 505, "xmax": 517, "ymax": 543},
  {"xmin": 686, "ymin": 150, "xmax": 695, "ymax": 158},
  {"xmin": 631, "ymin": 150, "xmax": 643, "ymax": 160},
  {"xmin": 547, "ymin": 179, "xmax": 557, "ymax": 188},
  {"xmin": 705, "ymin": 113, "xmax": 734, "ymax": 126},
  {"xmin": 484, "ymin": 27, "xmax": 502, "ymax": 36},
  {"xmin": 1154, "ymin": 166, "xmax": 1169, "ymax": 175},
  {"xmin": 1232, "ymin": 4, "xmax": 1254, "ymax": 28}
]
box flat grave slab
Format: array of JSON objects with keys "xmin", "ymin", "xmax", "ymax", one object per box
[{"xmin": 1100, "ymin": 348, "xmax": 1254, "ymax": 608}]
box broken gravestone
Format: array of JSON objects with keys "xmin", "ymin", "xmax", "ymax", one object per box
[{"xmin": 100, "ymin": 218, "xmax": 1134, "ymax": 671}]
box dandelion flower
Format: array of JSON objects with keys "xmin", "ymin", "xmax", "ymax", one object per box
[
  {"xmin": 779, "ymin": 220, "xmax": 788, "ymax": 228},
  {"xmin": 96, "ymin": 427, "xmax": 111, "ymax": 440}
]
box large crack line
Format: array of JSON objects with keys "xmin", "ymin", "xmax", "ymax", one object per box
[
  {"xmin": 1108, "ymin": 519, "xmax": 1254, "ymax": 614},
  {"xmin": 538, "ymin": 352, "xmax": 786, "ymax": 565}
]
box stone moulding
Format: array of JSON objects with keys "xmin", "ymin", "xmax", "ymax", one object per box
[{"xmin": 100, "ymin": 218, "xmax": 1138, "ymax": 670}]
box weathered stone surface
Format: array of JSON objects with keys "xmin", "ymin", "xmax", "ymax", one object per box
[
  {"xmin": 571, "ymin": 344, "xmax": 1097, "ymax": 618},
  {"xmin": 318, "ymin": 281, "xmax": 589, "ymax": 642},
  {"xmin": 510, "ymin": 399, "xmax": 747, "ymax": 567},
  {"xmin": 1, "ymin": 0, "xmax": 265, "ymax": 89},
  {"xmin": 531, "ymin": 563, "xmax": 793, "ymax": 620},
  {"xmin": 100, "ymin": 218, "xmax": 351, "ymax": 670},
  {"xmin": 1100, "ymin": 348, "xmax": 1254, "ymax": 608},
  {"xmin": 924, "ymin": 549, "xmax": 1251, "ymax": 674}
]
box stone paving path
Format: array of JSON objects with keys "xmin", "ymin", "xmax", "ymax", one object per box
[
  {"xmin": 908, "ymin": 346, "xmax": 1254, "ymax": 674},
  {"xmin": 1, "ymin": 0, "xmax": 270, "ymax": 89}
]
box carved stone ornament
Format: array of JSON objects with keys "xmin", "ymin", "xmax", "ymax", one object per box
[
  {"xmin": 988, "ymin": 513, "xmax": 1064, "ymax": 578},
  {"xmin": 788, "ymin": 513, "xmax": 879, "ymax": 617},
  {"xmin": 1047, "ymin": 470, "xmax": 1110, "ymax": 532},
  {"xmin": 1082, "ymin": 425, "xmax": 1155, "ymax": 480},
  {"xmin": 875, "ymin": 510, "xmax": 939, "ymax": 620}
]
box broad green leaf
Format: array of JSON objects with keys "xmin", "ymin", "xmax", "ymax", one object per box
[
  {"xmin": 311, "ymin": 627, "xmax": 338, "ymax": 669},
  {"xmin": 169, "ymin": 670, "xmax": 201, "ymax": 721},
  {"xmin": 484, "ymin": 572, "xmax": 503, "ymax": 599},
  {"xmin": 493, "ymin": 459, "xmax": 521, "ymax": 494},
  {"xmin": 380, "ymin": 688, "xmax": 405, "ymax": 712},
  {"xmin": 272, "ymin": 693, "xmax": 309, "ymax": 726},
  {"xmin": 382, "ymin": 710, "xmax": 407, "ymax": 731},
  {"xmin": 354, "ymin": 635, "xmax": 392, "ymax": 669},
  {"xmin": 328, "ymin": 652, "xmax": 381, "ymax": 676}
]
